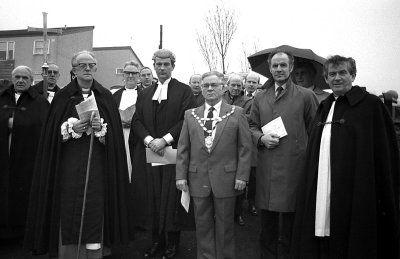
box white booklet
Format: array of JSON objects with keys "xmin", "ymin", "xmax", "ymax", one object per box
[
  {"xmin": 145, "ymin": 146, "xmax": 177, "ymax": 165},
  {"xmin": 75, "ymin": 94, "xmax": 99, "ymax": 122},
  {"xmin": 181, "ymin": 189, "xmax": 190, "ymax": 213},
  {"xmin": 261, "ymin": 116, "xmax": 288, "ymax": 138}
]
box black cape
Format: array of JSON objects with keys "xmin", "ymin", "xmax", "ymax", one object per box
[
  {"xmin": 32, "ymin": 80, "xmax": 60, "ymax": 95},
  {"xmin": 24, "ymin": 79, "xmax": 130, "ymax": 257},
  {"xmin": 291, "ymin": 86, "xmax": 399, "ymax": 258},
  {"xmin": 0, "ymin": 85, "xmax": 49, "ymax": 237}
]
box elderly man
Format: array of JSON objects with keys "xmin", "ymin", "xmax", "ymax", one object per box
[
  {"xmin": 249, "ymin": 49, "xmax": 318, "ymax": 258},
  {"xmin": 32, "ymin": 63, "xmax": 61, "ymax": 103},
  {"xmin": 139, "ymin": 66, "xmax": 155, "ymax": 89},
  {"xmin": 24, "ymin": 50, "xmax": 130, "ymax": 258},
  {"xmin": 222, "ymin": 73, "xmax": 252, "ymax": 226},
  {"xmin": 189, "ymin": 74, "xmax": 205, "ymax": 107},
  {"xmin": 244, "ymin": 72, "xmax": 261, "ymax": 98},
  {"xmin": 130, "ymin": 49, "xmax": 196, "ymax": 259},
  {"xmin": 293, "ymin": 60, "xmax": 329, "ymax": 103},
  {"xmin": 176, "ymin": 71, "xmax": 252, "ymax": 259},
  {"xmin": 0, "ymin": 66, "xmax": 48, "ymax": 241},
  {"xmin": 291, "ymin": 55, "xmax": 399, "ymax": 258}
]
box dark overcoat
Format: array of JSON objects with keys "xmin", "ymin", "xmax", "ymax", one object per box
[
  {"xmin": 291, "ymin": 86, "xmax": 399, "ymax": 258},
  {"xmin": 129, "ymin": 78, "xmax": 197, "ymax": 231},
  {"xmin": 24, "ymin": 79, "xmax": 130, "ymax": 257},
  {"xmin": 0, "ymin": 85, "xmax": 49, "ymax": 236},
  {"xmin": 249, "ymin": 79, "xmax": 318, "ymax": 212}
]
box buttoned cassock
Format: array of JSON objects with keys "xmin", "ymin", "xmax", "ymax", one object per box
[{"xmin": 249, "ymin": 79, "xmax": 318, "ymax": 212}]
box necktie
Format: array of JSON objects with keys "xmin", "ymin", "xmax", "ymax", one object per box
[
  {"xmin": 204, "ymin": 106, "xmax": 214, "ymax": 137},
  {"xmin": 276, "ymin": 86, "xmax": 283, "ymax": 99}
]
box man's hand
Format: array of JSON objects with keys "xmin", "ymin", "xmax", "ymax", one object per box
[
  {"xmin": 149, "ymin": 138, "xmax": 167, "ymax": 156},
  {"xmin": 176, "ymin": 179, "xmax": 188, "ymax": 192},
  {"xmin": 72, "ymin": 119, "xmax": 90, "ymax": 133},
  {"xmin": 260, "ymin": 133, "xmax": 280, "ymax": 149},
  {"xmin": 91, "ymin": 116, "xmax": 101, "ymax": 132},
  {"xmin": 234, "ymin": 179, "xmax": 247, "ymax": 191}
]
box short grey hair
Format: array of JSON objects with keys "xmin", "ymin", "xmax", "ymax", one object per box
[
  {"xmin": 152, "ymin": 49, "xmax": 176, "ymax": 66},
  {"xmin": 227, "ymin": 73, "xmax": 244, "ymax": 86},
  {"xmin": 12, "ymin": 65, "xmax": 33, "ymax": 81},
  {"xmin": 71, "ymin": 50, "xmax": 97, "ymax": 67},
  {"xmin": 201, "ymin": 71, "xmax": 225, "ymax": 83}
]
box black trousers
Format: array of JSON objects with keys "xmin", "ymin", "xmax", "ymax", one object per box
[
  {"xmin": 260, "ymin": 210, "xmax": 294, "ymax": 259},
  {"xmin": 247, "ymin": 167, "xmax": 257, "ymax": 205}
]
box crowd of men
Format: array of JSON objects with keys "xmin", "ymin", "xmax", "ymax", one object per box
[{"xmin": 0, "ymin": 47, "xmax": 398, "ymax": 259}]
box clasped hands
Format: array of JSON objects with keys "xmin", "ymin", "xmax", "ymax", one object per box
[
  {"xmin": 176, "ymin": 179, "xmax": 247, "ymax": 192},
  {"xmin": 260, "ymin": 132, "xmax": 280, "ymax": 149},
  {"xmin": 72, "ymin": 117, "xmax": 101, "ymax": 133},
  {"xmin": 148, "ymin": 138, "xmax": 167, "ymax": 156}
]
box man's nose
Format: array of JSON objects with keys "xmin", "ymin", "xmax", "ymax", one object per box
[{"xmin": 334, "ymin": 73, "xmax": 341, "ymax": 80}]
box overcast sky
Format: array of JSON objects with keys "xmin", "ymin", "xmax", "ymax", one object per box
[{"xmin": 1, "ymin": 0, "xmax": 400, "ymax": 96}]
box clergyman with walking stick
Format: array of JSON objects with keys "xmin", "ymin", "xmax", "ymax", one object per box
[{"xmin": 24, "ymin": 50, "xmax": 131, "ymax": 259}]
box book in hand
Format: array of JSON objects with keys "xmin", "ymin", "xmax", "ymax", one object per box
[
  {"xmin": 145, "ymin": 146, "xmax": 177, "ymax": 165},
  {"xmin": 75, "ymin": 94, "xmax": 100, "ymax": 122},
  {"xmin": 261, "ymin": 116, "xmax": 288, "ymax": 138}
]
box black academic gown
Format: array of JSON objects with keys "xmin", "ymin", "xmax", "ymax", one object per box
[
  {"xmin": 24, "ymin": 79, "xmax": 130, "ymax": 257},
  {"xmin": 291, "ymin": 86, "xmax": 400, "ymax": 258},
  {"xmin": 129, "ymin": 78, "xmax": 197, "ymax": 232},
  {"xmin": 0, "ymin": 85, "xmax": 49, "ymax": 238}
]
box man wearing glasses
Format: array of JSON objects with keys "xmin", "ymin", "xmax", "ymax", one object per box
[
  {"xmin": 32, "ymin": 63, "xmax": 61, "ymax": 103},
  {"xmin": 176, "ymin": 71, "xmax": 252, "ymax": 259},
  {"xmin": 25, "ymin": 50, "xmax": 130, "ymax": 258}
]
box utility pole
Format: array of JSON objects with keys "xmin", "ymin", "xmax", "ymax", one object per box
[{"xmin": 159, "ymin": 25, "xmax": 163, "ymax": 49}]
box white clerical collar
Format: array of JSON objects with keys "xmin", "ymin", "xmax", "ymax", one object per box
[
  {"xmin": 274, "ymin": 82, "xmax": 287, "ymax": 91},
  {"xmin": 152, "ymin": 77, "xmax": 171, "ymax": 103},
  {"xmin": 124, "ymin": 86, "xmax": 137, "ymax": 91}
]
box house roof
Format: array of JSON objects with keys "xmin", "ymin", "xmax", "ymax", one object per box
[
  {"xmin": 93, "ymin": 46, "xmax": 143, "ymax": 67},
  {"xmin": 0, "ymin": 26, "xmax": 95, "ymax": 38}
]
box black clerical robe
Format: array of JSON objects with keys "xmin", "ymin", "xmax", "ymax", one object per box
[
  {"xmin": 24, "ymin": 79, "xmax": 130, "ymax": 257},
  {"xmin": 0, "ymin": 85, "xmax": 49, "ymax": 238}
]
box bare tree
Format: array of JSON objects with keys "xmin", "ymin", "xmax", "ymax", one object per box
[
  {"xmin": 196, "ymin": 32, "xmax": 218, "ymax": 71},
  {"xmin": 240, "ymin": 40, "xmax": 260, "ymax": 72},
  {"xmin": 197, "ymin": 3, "xmax": 237, "ymax": 74}
]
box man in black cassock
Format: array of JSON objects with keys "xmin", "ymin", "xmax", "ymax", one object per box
[
  {"xmin": 24, "ymin": 51, "xmax": 130, "ymax": 258},
  {"xmin": 0, "ymin": 66, "xmax": 49, "ymax": 240},
  {"xmin": 291, "ymin": 55, "xmax": 399, "ymax": 258},
  {"xmin": 130, "ymin": 49, "xmax": 197, "ymax": 259},
  {"xmin": 32, "ymin": 63, "xmax": 61, "ymax": 103}
]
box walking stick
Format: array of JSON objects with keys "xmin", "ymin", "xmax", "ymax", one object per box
[{"xmin": 77, "ymin": 111, "xmax": 96, "ymax": 259}]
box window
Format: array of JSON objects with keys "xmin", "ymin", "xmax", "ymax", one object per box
[
  {"xmin": 0, "ymin": 41, "xmax": 15, "ymax": 60},
  {"xmin": 33, "ymin": 39, "xmax": 50, "ymax": 55},
  {"xmin": 116, "ymin": 68, "xmax": 123, "ymax": 74}
]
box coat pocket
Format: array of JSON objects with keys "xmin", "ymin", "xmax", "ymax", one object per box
[
  {"xmin": 189, "ymin": 164, "xmax": 197, "ymax": 173},
  {"xmin": 224, "ymin": 164, "xmax": 236, "ymax": 173}
]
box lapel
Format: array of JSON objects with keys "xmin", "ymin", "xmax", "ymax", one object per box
[
  {"xmin": 210, "ymin": 102, "xmax": 231, "ymax": 152},
  {"xmin": 144, "ymin": 83, "xmax": 158, "ymax": 132},
  {"xmin": 193, "ymin": 105, "xmax": 208, "ymax": 152}
]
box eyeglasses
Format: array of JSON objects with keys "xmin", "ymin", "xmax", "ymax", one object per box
[
  {"xmin": 74, "ymin": 63, "xmax": 96, "ymax": 70},
  {"xmin": 48, "ymin": 70, "xmax": 59, "ymax": 75},
  {"xmin": 201, "ymin": 83, "xmax": 222, "ymax": 88},
  {"xmin": 123, "ymin": 71, "xmax": 139, "ymax": 76}
]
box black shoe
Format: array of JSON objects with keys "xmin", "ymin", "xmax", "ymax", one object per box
[
  {"xmin": 161, "ymin": 244, "xmax": 179, "ymax": 259},
  {"xmin": 249, "ymin": 204, "xmax": 258, "ymax": 216},
  {"xmin": 144, "ymin": 242, "xmax": 165, "ymax": 259},
  {"xmin": 235, "ymin": 215, "xmax": 245, "ymax": 226}
]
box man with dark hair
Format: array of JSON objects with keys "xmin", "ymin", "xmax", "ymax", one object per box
[
  {"xmin": 249, "ymin": 49, "xmax": 318, "ymax": 258},
  {"xmin": 130, "ymin": 49, "xmax": 197, "ymax": 259},
  {"xmin": 32, "ymin": 63, "xmax": 61, "ymax": 103},
  {"xmin": 292, "ymin": 55, "xmax": 399, "ymax": 258},
  {"xmin": 176, "ymin": 71, "xmax": 251, "ymax": 259},
  {"xmin": 139, "ymin": 66, "xmax": 155, "ymax": 89},
  {"xmin": 0, "ymin": 66, "xmax": 49, "ymax": 241},
  {"xmin": 293, "ymin": 60, "xmax": 329, "ymax": 103},
  {"xmin": 24, "ymin": 50, "xmax": 130, "ymax": 258},
  {"xmin": 189, "ymin": 74, "xmax": 204, "ymax": 106}
]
